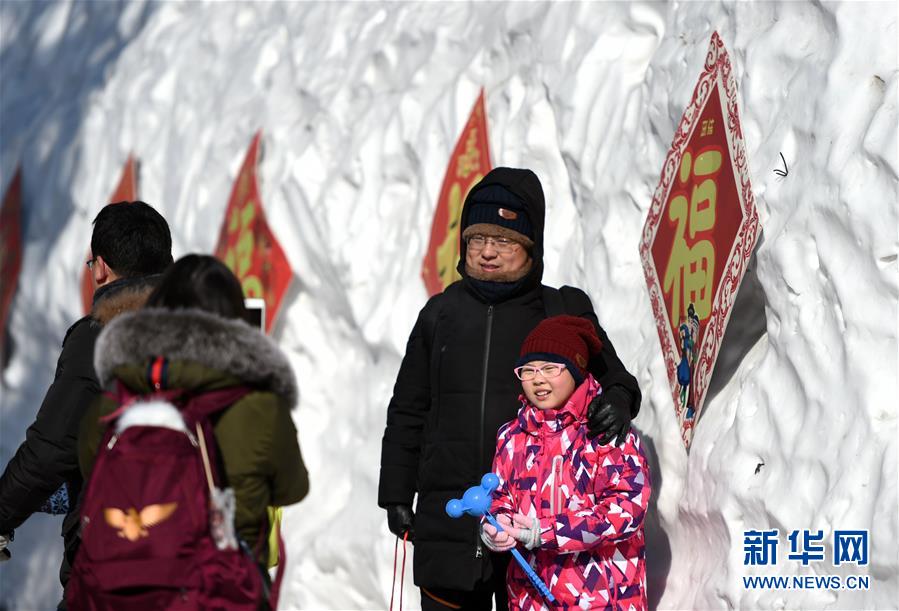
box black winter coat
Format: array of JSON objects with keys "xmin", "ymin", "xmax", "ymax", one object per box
[
  {"xmin": 378, "ymin": 167, "xmax": 641, "ymax": 590},
  {"xmin": 0, "ymin": 276, "xmax": 158, "ymax": 593}
]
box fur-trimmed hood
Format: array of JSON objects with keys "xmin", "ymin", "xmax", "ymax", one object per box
[{"xmin": 95, "ymin": 307, "xmax": 298, "ymax": 407}]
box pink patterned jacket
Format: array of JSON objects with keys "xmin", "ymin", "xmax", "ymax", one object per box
[{"xmin": 489, "ymin": 376, "xmax": 650, "ymax": 610}]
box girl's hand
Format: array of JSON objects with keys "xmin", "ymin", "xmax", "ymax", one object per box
[
  {"xmin": 501, "ymin": 513, "xmax": 541, "ymax": 550},
  {"xmin": 480, "ymin": 518, "xmax": 516, "ymax": 552}
]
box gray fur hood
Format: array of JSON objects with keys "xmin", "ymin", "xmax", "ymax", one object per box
[{"xmin": 95, "ymin": 307, "xmax": 298, "ymax": 407}]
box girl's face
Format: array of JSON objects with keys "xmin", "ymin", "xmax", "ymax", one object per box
[{"xmin": 519, "ymin": 360, "xmax": 576, "ymax": 410}]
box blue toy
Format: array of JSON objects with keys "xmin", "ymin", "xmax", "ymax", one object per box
[{"xmin": 446, "ymin": 473, "xmax": 556, "ymax": 604}]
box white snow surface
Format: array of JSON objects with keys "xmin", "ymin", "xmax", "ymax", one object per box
[{"xmin": 0, "ymin": 2, "xmax": 897, "ymax": 610}]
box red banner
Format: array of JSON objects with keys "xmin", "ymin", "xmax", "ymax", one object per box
[
  {"xmin": 1, "ymin": 167, "xmax": 23, "ymax": 366},
  {"xmin": 214, "ymin": 131, "xmax": 292, "ymax": 333},
  {"xmin": 421, "ymin": 89, "xmax": 492, "ymax": 296},
  {"xmin": 639, "ymin": 32, "xmax": 761, "ymax": 448},
  {"xmin": 81, "ymin": 155, "xmax": 138, "ymax": 314}
]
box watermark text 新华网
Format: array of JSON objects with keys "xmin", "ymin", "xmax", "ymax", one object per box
[{"xmin": 742, "ymin": 529, "xmax": 869, "ymax": 591}]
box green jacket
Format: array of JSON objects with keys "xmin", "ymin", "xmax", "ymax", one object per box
[{"xmin": 79, "ymin": 307, "xmax": 308, "ymax": 556}]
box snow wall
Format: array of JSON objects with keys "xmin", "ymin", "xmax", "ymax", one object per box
[{"xmin": 0, "ymin": 2, "xmax": 896, "ymax": 610}]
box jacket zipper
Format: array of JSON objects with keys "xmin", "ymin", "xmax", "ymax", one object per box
[
  {"xmin": 551, "ymin": 455, "xmax": 563, "ymax": 514},
  {"xmin": 475, "ymin": 304, "xmax": 495, "ymax": 559}
]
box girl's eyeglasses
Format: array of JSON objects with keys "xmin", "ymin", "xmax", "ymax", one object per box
[{"xmin": 513, "ymin": 363, "xmax": 567, "ymax": 381}]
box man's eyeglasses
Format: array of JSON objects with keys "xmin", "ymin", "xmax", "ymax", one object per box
[
  {"xmin": 513, "ymin": 363, "xmax": 567, "ymax": 381},
  {"xmin": 85, "ymin": 257, "xmax": 97, "ymax": 270},
  {"xmin": 467, "ymin": 234, "xmax": 521, "ymax": 255}
]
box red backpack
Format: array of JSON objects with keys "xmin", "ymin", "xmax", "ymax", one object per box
[{"xmin": 68, "ymin": 358, "xmax": 276, "ymax": 610}]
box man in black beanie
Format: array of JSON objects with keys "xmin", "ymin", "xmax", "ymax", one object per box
[{"xmin": 379, "ymin": 167, "xmax": 641, "ymax": 610}]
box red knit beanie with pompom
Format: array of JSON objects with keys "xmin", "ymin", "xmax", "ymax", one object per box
[{"xmin": 516, "ymin": 315, "xmax": 603, "ymax": 386}]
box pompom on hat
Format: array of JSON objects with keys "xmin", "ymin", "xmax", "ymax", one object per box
[{"xmin": 516, "ymin": 315, "xmax": 603, "ymax": 387}]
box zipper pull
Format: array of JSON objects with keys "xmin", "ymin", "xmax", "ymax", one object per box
[
  {"xmin": 106, "ymin": 435, "xmax": 118, "ymax": 450},
  {"xmin": 475, "ymin": 540, "xmax": 484, "ymax": 558}
]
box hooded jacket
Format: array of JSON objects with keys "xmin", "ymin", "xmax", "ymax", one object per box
[
  {"xmin": 0, "ymin": 275, "xmax": 160, "ymax": 591},
  {"xmin": 378, "ymin": 167, "xmax": 642, "ymax": 590},
  {"xmin": 490, "ymin": 376, "xmax": 649, "ymax": 611},
  {"xmin": 78, "ymin": 307, "xmax": 308, "ymax": 555}
]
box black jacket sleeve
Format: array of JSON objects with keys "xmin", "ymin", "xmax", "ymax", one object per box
[
  {"xmin": 560, "ymin": 286, "xmax": 642, "ymax": 417},
  {"xmin": 0, "ymin": 317, "xmax": 101, "ymax": 534},
  {"xmin": 377, "ymin": 299, "xmax": 438, "ymax": 508}
]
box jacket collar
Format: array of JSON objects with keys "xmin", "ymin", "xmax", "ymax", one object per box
[
  {"xmin": 517, "ymin": 375, "xmax": 600, "ymax": 435},
  {"xmin": 91, "ymin": 275, "xmax": 162, "ymax": 326}
]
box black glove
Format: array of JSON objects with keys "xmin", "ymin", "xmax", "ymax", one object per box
[
  {"xmin": 386, "ymin": 504, "xmax": 415, "ymax": 541},
  {"xmin": 586, "ymin": 386, "xmax": 633, "ymax": 446}
]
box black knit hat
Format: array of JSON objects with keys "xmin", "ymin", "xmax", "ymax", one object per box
[{"xmin": 462, "ymin": 185, "xmax": 534, "ymax": 247}]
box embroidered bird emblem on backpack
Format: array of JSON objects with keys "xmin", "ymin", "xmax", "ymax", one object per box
[{"xmin": 104, "ymin": 503, "xmax": 178, "ymax": 541}]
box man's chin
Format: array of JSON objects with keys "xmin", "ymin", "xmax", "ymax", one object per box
[
  {"xmin": 465, "ymin": 262, "xmax": 532, "ymax": 283},
  {"xmin": 468, "ymin": 268, "xmax": 511, "ymax": 282}
]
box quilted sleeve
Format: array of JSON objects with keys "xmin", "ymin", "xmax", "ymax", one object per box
[{"xmin": 377, "ymin": 297, "xmax": 439, "ymax": 507}]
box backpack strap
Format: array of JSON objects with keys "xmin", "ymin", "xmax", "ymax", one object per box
[
  {"xmin": 182, "ymin": 386, "xmax": 253, "ymax": 423},
  {"xmin": 103, "ymin": 356, "xmax": 253, "ymax": 488},
  {"xmin": 181, "ymin": 386, "xmax": 253, "ymax": 490},
  {"xmin": 141, "ymin": 355, "xmax": 254, "ymax": 424},
  {"xmin": 542, "ymin": 285, "xmax": 565, "ymax": 317},
  {"xmin": 99, "ymin": 380, "xmax": 183, "ymax": 424}
]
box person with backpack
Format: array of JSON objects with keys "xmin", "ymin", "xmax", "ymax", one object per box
[
  {"xmin": 74, "ymin": 254, "xmax": 308, "ymax": 609},
  {"xmin": 378, "ymin": 167, "xmax": 642, "ymax": 610},
  {"xmin": 0, "ymin": 201, "xmax": 172, "ymax": 607},
  {"xmin": 481, "ymin": 315, "xmax": 650, "ymax": 610}
]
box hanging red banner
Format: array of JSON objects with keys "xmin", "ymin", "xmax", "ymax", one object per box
[
  {"xmin": 81, "ymin": 155, "xmax": 138, "ymax": 314},
  {"xmin": 214, "ymin": 131, "xmax": 293, "ymax": 333},
  {"xmin": 1, "ymin": 167, "xmax": 23, "ymax": 367},
  {"xmin": 421, "ymin": 89, "xmax": 492, "ymax": 296},
  {"xmin": 639, "ymin": 32, "xmax": 761, "ymax": 449}
]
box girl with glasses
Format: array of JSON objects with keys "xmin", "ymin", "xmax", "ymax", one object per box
[{"xmin": 481, "ymin": 315, "xmax": 651, "ymax": 610}]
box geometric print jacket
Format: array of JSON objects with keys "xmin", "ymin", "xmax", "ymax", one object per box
[{"xmin": 489, "ymin": 375, "xmax": 651, "ymax": 610}]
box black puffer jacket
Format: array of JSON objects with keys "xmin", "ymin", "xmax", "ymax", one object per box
[
  {"xmin": 0, "ymin": 276, "xmax": 159, "ymax": 594},
  {"xmin": 378, "ymin": 167, "xmax": 641, "ymax": 590}
]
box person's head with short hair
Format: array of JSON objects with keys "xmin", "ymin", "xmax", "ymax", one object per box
[
  {"xmin": 514, "ymin": 315, "xmax": 603, "ymax": 410},
  {"xmin": 89, "ymin": 201, "xmax": 173, "ymax": 287},
  {"xmin": 145, "ymin": 254, "xmax": 247, "ymax": 321}
]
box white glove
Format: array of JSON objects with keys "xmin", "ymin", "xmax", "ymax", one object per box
[
  {"xmin": 481, "ymin": 514, "xmax": 541, "ymax": 551},
  {"xmin": 500, "ymin": 513, "xmax": 541, "ymax": 550}
]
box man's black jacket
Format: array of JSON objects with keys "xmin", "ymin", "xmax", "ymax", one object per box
[{"xmin": 0, "ymin": 276, "xmax": 159, "ymax": 590}]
